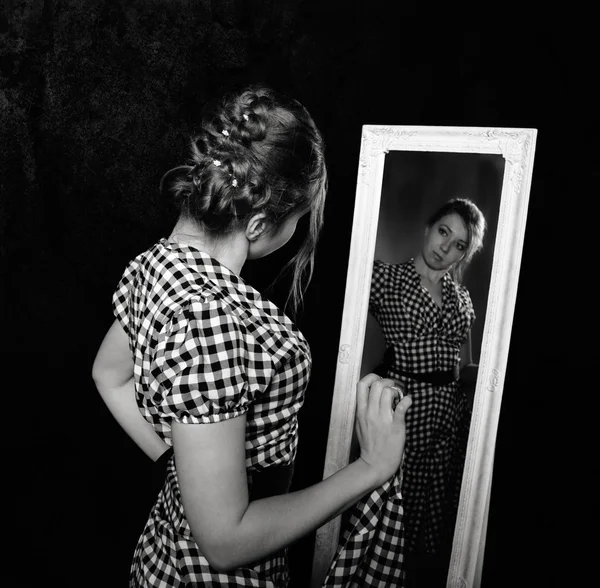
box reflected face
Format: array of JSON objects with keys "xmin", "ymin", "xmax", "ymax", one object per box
[{"xmin": 422, "ymin": 213, "xmax": 469, "ymax": 271}]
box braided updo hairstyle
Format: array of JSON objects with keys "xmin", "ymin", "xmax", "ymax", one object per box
[{"xmin": 161, "ymin": 86, "xmax": 328, "ymax": 313}]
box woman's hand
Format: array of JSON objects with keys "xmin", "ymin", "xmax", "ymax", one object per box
[
  {"xmin": 354, "ymin": 373, "xmax": 412, "ymax": 486},
  {"xmin": 173, "ymin": 381, "xmax": 411, "ymax": 571}
]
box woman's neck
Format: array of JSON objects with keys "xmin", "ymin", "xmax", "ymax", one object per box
[
  {"xmin": 169, "ymin": 219, "xmax": 249, "ymax": 275},
  {"xmin": 413, "ymin": 254, "xmax": 447, "ymax": 285}
]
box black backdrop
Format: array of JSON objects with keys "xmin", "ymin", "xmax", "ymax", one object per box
[{"xmin": 1, "ymin": 2, "xmax": 587, "ymax": 587}]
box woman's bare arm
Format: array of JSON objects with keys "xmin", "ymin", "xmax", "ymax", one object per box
[
  {"xmin": 92, "ymin": 319, "xmax": 169, "ymax": 461},
  {"xmin": 173, "ymin": 375, "xmax": 411, "ymax": 571}
]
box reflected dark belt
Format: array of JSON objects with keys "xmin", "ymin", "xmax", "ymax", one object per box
[
  {"xmin": 396, "ymin": 364, "xmax": 460, "ymax": 386},
  {"xmin": 151, "ymin": 448, "xmax": 295, "ymax": 501}
]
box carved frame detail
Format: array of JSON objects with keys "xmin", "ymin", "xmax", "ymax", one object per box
[{"xmin": 311, "ymin": 125, "xmax": 537, "ymax": 588}]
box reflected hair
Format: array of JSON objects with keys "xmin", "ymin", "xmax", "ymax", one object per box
[
  {"xmin": 426, "ymin": 197, "xmax": 486, "ymax": 283},
  {"xmin": 160, "ymin": 85, "xmax": 328, "ymax": 314}
]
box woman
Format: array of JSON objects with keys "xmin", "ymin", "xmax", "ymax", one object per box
[
  {"xmin": 369, "ymin": 198, "xmax": 487, "ymax": 583},
  {"xmin": 91, "ymin": 86, "xmax": 412, "ymax": 587}
]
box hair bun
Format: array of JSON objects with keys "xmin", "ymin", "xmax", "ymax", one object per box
[
  {"xmin": 160, "ymin": 165, "xmax": 194, "ymax": 206},
  {"xmin": 162, "ymin": 85, "xmax": 328, "ymax": 313}
]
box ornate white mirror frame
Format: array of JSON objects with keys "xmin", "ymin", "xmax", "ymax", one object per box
[{"xmin": 311, "ymin": 125, "xmax": 537, "ymax": 588}]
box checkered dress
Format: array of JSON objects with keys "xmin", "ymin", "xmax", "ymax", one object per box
[
  {"xmin": 322, "ymin": 259, "xmax": 474, "ymax": 586},
  {"xmin": 322, "ymin": 472, "xmax": 407, "ymax": 587},
  {"xmin": 112, "ymin": 238, "xmax": 312, "ymax": 587},
  {"xmin": 371, "ymin": 259, "xmax": 474, "ymax": 555}
]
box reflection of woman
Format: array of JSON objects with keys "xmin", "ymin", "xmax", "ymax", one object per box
[
  {"xmin": 320, "ymin": 198, "xmax": 484, "ymax": 588},
  {"xmin": 370, "ymin": 197, "xmax": 486, "ymax": 582},
  {"xmin": 91, "ymin": 86, "xmax": 412, "ymax": 587}
]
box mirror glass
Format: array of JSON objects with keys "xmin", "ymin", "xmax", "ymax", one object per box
[{"xmin": 311, "ymin": 126, "xmax": 537, "ymax": 588}]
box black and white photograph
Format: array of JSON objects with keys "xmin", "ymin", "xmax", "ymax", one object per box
[
  {"xmin": 311, "ymin": 127, "xmax": 536, "ymax": 588},
  {"xmin": 2, "ymin": 2, "xmax": 585, "ymax": 587}
]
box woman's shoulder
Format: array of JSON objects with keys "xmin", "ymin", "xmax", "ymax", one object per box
[
  {"xmin": 450, "ymin": 279, "xmax": 475, "ymax": 313},
  {"xmin": 169, "ymin": 291, "xmax": 311, "ymax": 366},
  {"xmin": 118, "ymin": 239, "xmax": 181, "ymax": 280},
  {"xmin": 175, "ymin": 272, "xmax": 306, "ymax": 345},
  {"xmin": 453, "ymin": 280, "xmax": 472, "ymax": 299},
  {"xmin": 373, "ymin": 258, "xmax": 414, "ymax": 281},
  {"xmin": 123, "ymin": 238, "xmax": 306, "ymax": 345},
  {"xmin": 373, "ymin": 258, "xmax": 412, "ymax": 272},
  {"xmin": 370, "ymin": 260, "xmax": 415, "ymax": 304}
]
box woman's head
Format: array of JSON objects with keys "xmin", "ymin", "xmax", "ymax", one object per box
[
  {"xmin": 162, "ymin": 86, "xmax": 328, "ymax": 311},
  {"xmin": 422, "ymin": 198, "xmax": 486, "ymax": 282}
]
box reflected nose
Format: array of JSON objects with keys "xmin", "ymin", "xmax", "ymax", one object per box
[{"xmin": 440, "ymin": 240, "xmax": 450, "ymax": 253}]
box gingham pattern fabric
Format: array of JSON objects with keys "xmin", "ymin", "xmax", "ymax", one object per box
[
  {"xmin": 369, "ymin": 259, "xmax": 475, "ymax": 556},
  {"xmin": 112, "ymin": 238, "xmax": 312, "ymax": 587},
  {"xmin": 322, "ymin": 472, "xmax": 406, "ymax": 587}
]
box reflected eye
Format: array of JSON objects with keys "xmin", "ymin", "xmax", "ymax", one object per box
[
  {"xmin": 439, "ymin": 228, "xmax": 447, "ymax": 236},
  {"xmin": 456, "ymin": 243, "xmax": 466, "ymax": 251}
]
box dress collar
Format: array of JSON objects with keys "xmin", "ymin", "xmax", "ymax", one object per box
[
  {"xmin": 159, "ymin": 238, "xmax": 262, "ymax": 306},
  {"xmin": 408, "ymin": 257, "xmax": 452, "ymax": 288}
]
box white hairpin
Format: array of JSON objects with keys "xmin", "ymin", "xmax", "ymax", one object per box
[
  {"xmin": 242, "ymin": 113, "xmax": 249, "ymax": 121},
  {"xmin": 221, "ymin": 129, "xmax": 229, "ymax": 137},
  {"xmin": 212, "ymin": 159, "xmax": 222, "ymax": 167},
  {"xmin": 231, "ymin": 178, "xmax": 238, "ymax": 188}
]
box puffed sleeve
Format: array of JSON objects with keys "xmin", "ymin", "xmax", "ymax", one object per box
[
  {"xmin": 149, "ymin": 298, "xmax": 272, "ymax": 425},
  {"xmin": 112, "ymin": 257, "xmax": 141, "ymax": 339},
  {"xmin": 369, "ymin": 260, "xmax": 389, "ymax": 318},
  {"xmin": 457, "ymin": 283, "xmax": 476, "ymax": 323},
  {"xmin": 454, "ymin": 283, "xmax": 476, "ymax": 339}
]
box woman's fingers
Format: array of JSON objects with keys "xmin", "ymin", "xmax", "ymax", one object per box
[
  {"xmin": 368, "ymin": 378, "xmax": 397, "ymax": 414},
  {"xmin": 358, "ymin": 375, "xmax": 407, "ymax": 416},
  {"xmin": 394, "ymin": 394, "xmax": 412, "ymax": 418},
  {"xmin": 379, "ymin": 385, "xmax": 392, "ymax": 414},
  {"xmin": 389, "ymin": 384, "xmax": 405, "ymax": 410},
  {"xmin": 357, "ymin": 374, "xmax": 410, "ymax": 423},
  {"xmin": 354, "ymin": 374, "xmax": 412, "ymax": 485},
  {"xmin": 366, "ymin": 380, "xmax": 383, "ymax": 419},
  {"xmin": 358, "ymin": 374, "xmax": 393, "ymax": 416},
  {"xmin": 359, "ymin": 373, "xmax": 383, "ymax": 387},
  {"xmin": 356, "ymin": 373, "xmax": 381, "ymax": 417}
]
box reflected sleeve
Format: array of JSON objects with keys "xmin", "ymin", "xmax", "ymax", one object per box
[
  {"xmin": 457, "ymin": 283, "xmax": 476, "ymax": 326},
  {"xmin": 150, "ymin": 298, "xmax": 261, "ymax": 425},
  {"xmin": 369, "ymin": 260, "xmax": 389, "ymax": 318}
]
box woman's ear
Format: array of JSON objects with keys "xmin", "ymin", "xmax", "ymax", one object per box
[{"xmin": 245, "ymin": 213, "xmax": 270, "ymax": 242}]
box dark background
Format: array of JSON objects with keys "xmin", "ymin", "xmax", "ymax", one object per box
[{"xmin": 1, "ymin": 1, "xmax": 588, "ymax": 587}]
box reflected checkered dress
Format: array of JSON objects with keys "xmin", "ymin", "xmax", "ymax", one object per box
[
  {"xmin": 322, "ymin": 259, "xmax": 474, "ymax": 587},
  {"xmin": 112, "ymin": 239, "xmax": 311, "ymax": 587}
]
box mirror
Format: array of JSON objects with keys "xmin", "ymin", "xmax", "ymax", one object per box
[{"xmin": 311, "ymin": 126, "xmax": 537, "ymax": 587}]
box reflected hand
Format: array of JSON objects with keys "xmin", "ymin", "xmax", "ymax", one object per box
[{"xmin": 355, "ymin": 373, "xmax": 412, "ymax": 486}]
